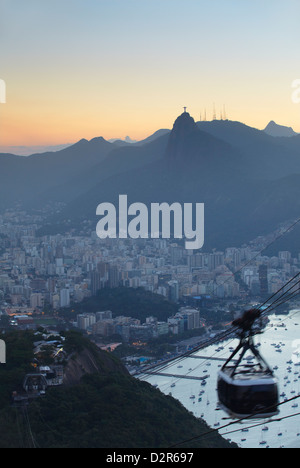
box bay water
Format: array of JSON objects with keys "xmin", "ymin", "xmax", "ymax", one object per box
[{"xmin": 144, "ymin": 310, "xmax": 300, "ymax": 448}]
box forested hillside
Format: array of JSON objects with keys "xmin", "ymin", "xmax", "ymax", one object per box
[{"xmin": 0, "ymin": 331, "xmax": 236, "ymax": 448}]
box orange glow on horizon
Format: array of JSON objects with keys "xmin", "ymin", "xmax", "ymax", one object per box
[
  {"xmin": 1, "ymin": 0, "xmax": 299, "ymax": 147},
  {"xmin": 1, "ymin": 77, "xmax": 300, "ymax": 147},
  {"xmin": 1, "ymin": 103, "xmax": 299, "ymax": 148}
]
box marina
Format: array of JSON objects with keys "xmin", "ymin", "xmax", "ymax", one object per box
[{"xmin": 141, "ymin": 310, "xmax": 300, "ymax": 448}]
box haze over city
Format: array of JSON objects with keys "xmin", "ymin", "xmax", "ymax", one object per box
[{"xmin": 2, "ymin": 0, "xmax": 300, "ymax": 451}]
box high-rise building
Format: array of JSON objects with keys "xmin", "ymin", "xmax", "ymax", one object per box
[
  {"xmin": 259, "ymin": 264, "xmax": 268, "ymax": 297},
  {"xmin": 168, "ymin": 280, "xmax": 179, "ymax": 302},
  {"xmin": 91, "ymin": 271, "xmax": 102, "ymax": 295},
  {"xmin": 279, "ymin": 251, "xmax": 291, "ymax": 262},
  {"xmin": 59, "ymin": 288, "xmax": 70, "ymax": 308},
  {"xmin": 97, "ymin": 262, "xmax": 109, "ymax": 277},
  {"xmin": 96, "ymin": 310, "xmax": 113, "ymax": 321},
  {"xmin": 30, "ymin": 293, "xmax": 44, "ymax": 309},
  {"xmin": 208, "ymin": 252, "xmax": 225, "ymax": 270},
  {"xmin": 77, "ymin": 313, "xmax": 96, "ymax": 330},
  {"xmin": 108, "ymin": 265, "xmax": 119, "ymax": 288},
  {"xmin": 170, "ymin": 244, "xmax": 184, "ymax": 266}
]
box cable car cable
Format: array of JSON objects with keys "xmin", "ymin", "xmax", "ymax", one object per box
[
  {"xmin": 168, "ymin": 393, "xmax": 300, "ymax": 448},
  {"xmin": 139, "ymin": 272, "xmax": 300, "ymax": 424},
  {"xmin": 137, "ymin": 325, "xmax": 239, "ymax": 379},
  {"xmin": 139, "ymin": 285, "xmax": 299, "ymax": 385},
  {"xmin": 139, "ymin": 222, "xmax": 300, "ymax": 378},
  {"xmin": 139, "ymin": 266, "xmax": 300, "ymax": 382},
  {"xmin": 219, "ymin": 411, "xmax": 300, "ymax": 440},
  {"xmin": 258, "ymin": 272, "xmax": 300, "ymax": 315},
  {"xmin": 209, "ymin": 216, "xmax": 300, "ymax": 301}
]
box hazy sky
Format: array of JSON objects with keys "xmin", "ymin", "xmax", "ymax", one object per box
[{"xmin": 1, "ymin": 0, "xmax": 300, "ymax": 145}]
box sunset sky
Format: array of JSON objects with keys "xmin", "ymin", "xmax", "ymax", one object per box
[{"xmin": 1, "ymin": 0, "xmax": 300, "ymax": 147}]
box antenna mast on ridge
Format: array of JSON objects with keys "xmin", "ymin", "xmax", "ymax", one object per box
[{"xmin": 213, "ymin": 103, "xmax": 216, "ymax": 121}]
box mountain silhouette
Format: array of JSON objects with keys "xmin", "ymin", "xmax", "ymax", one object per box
[
  {"xmin": 166, "ymin": 112, "xmax": 238, "ymax": 171},
  {"xmin": 264, "ymin": 120, "xmax": 298, "ymax": 138},
  {"xmin": 1, "ymin": 113, "xmax": 300, "ymax": 252},
  {"xmin": 197, "ymin": 119, "xmax": 300, "ymax": 180}
]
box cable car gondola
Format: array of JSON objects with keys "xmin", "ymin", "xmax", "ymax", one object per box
[{"xmin": 217, "ymin": 309, "xmax": 279, "ymax": 420}]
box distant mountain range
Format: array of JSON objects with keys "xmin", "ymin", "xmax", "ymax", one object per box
[
  {"xmin": 1, "ymin": 113, "xmax": 300, "ymax": 252},
  {"xmin": 0, "ymin": 143, "xmax": 73, "ymax": 156},
  {"xmin": 263, "ymin": 120, "xmax": 298, "ymax": 138},
  {"xmin": 1, "ymin": 121, "xmax": 296, "ymax": 156}
]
